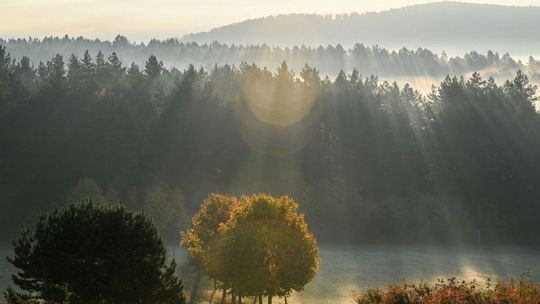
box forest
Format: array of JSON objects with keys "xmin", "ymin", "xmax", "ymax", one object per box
[
  {"xmin": 1, "ymin": 45, "xmax": 539, "ymax": 246},
  {"xmin": 3, "ymin": 0, "xmax": 540, "ymax": 303},
  {"xmin": 180, "ymin": 2, "xmax": 540, "ymax": 55},
  {"xmin": 2, "ymin": 36, "xmax": 540, "ymax": 79}
]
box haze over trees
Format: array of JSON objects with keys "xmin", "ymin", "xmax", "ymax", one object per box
[
  {"xmin": 182, "ymin": 2, "xmax": 540, "ymax": 56},
  {"xmin": 2, "ymin": 36, "xmax": 540, "ymax": 81},
  {"xmin": 0, "ymin": 45, "xmax": 539, "ymax": 246},
  {"xmin": 2, "ymin": 1, "xmax": 540, "ymax": 303}
]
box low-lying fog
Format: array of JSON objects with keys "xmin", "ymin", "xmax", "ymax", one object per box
[{"xmin": 6, "ymin": 245, "xmax": 535, "ymax": 304}]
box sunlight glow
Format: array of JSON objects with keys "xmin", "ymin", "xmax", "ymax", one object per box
[
  {"xmin": 235, "ymin": 69, "xmax": 320, "ymax": 157},
  {"xmin": 1, "ymin": 0, "xmax": 540, "ymax": 41}
]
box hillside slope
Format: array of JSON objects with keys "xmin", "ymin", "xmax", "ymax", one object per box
[{"xmin": 182, "ymin": 2, "xmax": 540, "ymax": 55}]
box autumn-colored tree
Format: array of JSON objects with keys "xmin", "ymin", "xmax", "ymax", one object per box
[
  {"xmin": 217, "ymin": 194, "xmax": 319, "ymax": 304},
  {"xmin": 180, "ymin": 194, "xmax": 238, "ymax": 301}
]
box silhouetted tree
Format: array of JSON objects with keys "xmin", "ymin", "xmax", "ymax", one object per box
[{"xmin": 4, "ymin": 202, "xmax": 186, "ymax": 304}]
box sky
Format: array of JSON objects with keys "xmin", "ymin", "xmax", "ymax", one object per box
[{"xmin": 1, "ymin": 0, "xmax": 540, "ymax": 41}]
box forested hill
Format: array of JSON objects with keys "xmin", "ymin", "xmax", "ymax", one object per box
[
  {"xmin": 1, "ymin": 47, "xmax": 540, "ymax": 245},
  {"xmin": 2, "ymin": 36, "xmax": 540, "ymax": 80},
  {"xmin": 182, "ymin": 2, "xmax": 540, "ymax": 55}
]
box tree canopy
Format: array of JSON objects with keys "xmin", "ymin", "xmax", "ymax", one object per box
[
  {"xmin": 2, "ymin": 37, "xmax": 539, "ymax": 79},
  {"xmin": 181, "ymin": 194, "xmax": 238, "ymax": 275},
  {"xmin": 4, "ymin": 201, "xmax": 186, "ymax": 304},
  {"xmin": 0, "ymin": 47, "xmax": 539, "ymax": 245},
  {"xmin": 182, "ymin": 194, "xmax": 319, "ymax": 304}
]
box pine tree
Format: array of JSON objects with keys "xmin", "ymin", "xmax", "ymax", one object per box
[{"xmin": 145, "ymin": 54, "xmax": 163, "ymax": 79}]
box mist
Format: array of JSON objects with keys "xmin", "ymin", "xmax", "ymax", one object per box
[
  {"xmin": 1, "ymin": 50, "xmax": 539, "ymax": 245},
  {"xmin": 2, "ymin": 35, "xmax": 540, "ymax": 83},
  {"xmin": 2, "ymin": 1, "xmax": 540, "ymax": 304}
]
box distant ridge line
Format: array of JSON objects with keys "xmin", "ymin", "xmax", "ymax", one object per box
[{"xmin": 180, "ymin": 1, "xmax": 540, "ymax": 56}]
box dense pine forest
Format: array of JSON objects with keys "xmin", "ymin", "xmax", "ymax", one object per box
[
  {"xmin": 1, "ymin": 45, "xmax": 539, "ymax": 245},
  {"xmin": 2, "ymin": 36, "xmax": 540, "ymax": 79}
]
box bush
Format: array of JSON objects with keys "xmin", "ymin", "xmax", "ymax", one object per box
[{"xmin": 354, "ymin": 278, "xmax": 540, "ymax": 304}]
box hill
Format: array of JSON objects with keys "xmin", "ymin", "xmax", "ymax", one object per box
[{"xmin": 181, "ymin": 2, "xmax": 540, "ymax": 56}]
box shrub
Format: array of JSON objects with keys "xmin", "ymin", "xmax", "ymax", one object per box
[{"xmin": 354, "ymin": 278, "xmax": 540, "ymax": 304}]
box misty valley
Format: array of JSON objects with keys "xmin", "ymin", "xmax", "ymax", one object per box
[
  {"xmin": 2, "ymin": 1, "xmax": 540, "ymax": 304},
  {"xmin": 2, "ymin": 245, "xmax": 540, "ymax": 304}
]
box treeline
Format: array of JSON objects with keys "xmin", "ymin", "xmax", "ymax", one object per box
[
  {"xmin": 1, "ymin": 46, "xmax": 539, "ymax": 244},
  {"xmin": 181, "ymin": 2, "xmax": 540, "ymax": 55},
  {"xmin": 2, "ymin": 35, "xmax": 540, "ymax": 78}
]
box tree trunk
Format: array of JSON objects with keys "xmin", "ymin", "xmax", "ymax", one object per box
[
  {"xmin": 190, "ymin": 271, "xmax": 201, "ymax": 303},
  {"xmin": 232, "ymin": 290, "xmax": 237, "ymax": 304},
  {"xmin": 258, "ymin": 295, "xmax": 263, "ymax": 304},
  {"xmin": 268, "ymin": 295, "xmax": 272, "ymax": 304},
  {"xmin": 238, "ymin": 294, "xmax": 242, "ymax": 304},
  {"xmin": 221, "ymin": 288, "xmax": 227, "ymax": 304},
  {"xmin": 284, "ymin": 296, "xmax": 288, "ymax": 304},
  {"xmin": 209, "ymin": 280, "xmax": 217, "ymax": 304}
]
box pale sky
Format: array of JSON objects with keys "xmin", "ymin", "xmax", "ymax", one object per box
[{"xmin": 1, "ymin": 0, "xmax": 540, "ymax": 41}]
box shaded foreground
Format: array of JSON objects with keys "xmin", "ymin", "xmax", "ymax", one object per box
[
  {"xmin": 4, "ymin": 239, "xmax": 540, "ymax": 303},
  {"xmin": 355, "ymin": 278, "xmax": 540, "ymax": 304},
  {"xmin": 4, "ymin": 202, "xmax": 186, "ymax": 304}
]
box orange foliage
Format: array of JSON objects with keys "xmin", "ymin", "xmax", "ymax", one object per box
[{"xmin": 355, "ymin": 278, "xmax": 540, "ymax": 304}]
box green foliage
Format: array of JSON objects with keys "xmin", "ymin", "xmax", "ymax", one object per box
[
  {"xmin": 2, "ymin": 36, "xmax": 539, "ymax": 78},
  {"xmin": 146, "ymin": 55, "xmax": 164, "ymax": 79},
  {"xmin": 182, "ymin": 193, "xmax": 319, "ymax": 301},
  {"xmin": 4, "ymin": 201, "xmax": 186, "ymax": 304},
  {"xmin": 219, "ymin": 194, "xmax": 319, "ymax": 298},
  {"xmin": 144, "ymin": 185, "xmax": 189, "ymax": 243},
  {"xmin": 0, "ymin": 49, "xmax": 539, "ymax": 245},
  {"xmin": 156, "ymin": 260, "xmax": 187, "ymax": 304},
  {"xmin": 181, "ymin": 194, "xmax": 238, "ymax": 274}
]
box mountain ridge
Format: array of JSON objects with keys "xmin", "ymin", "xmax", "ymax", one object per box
[{"xmin": 181, "ymin": 1, "xmax": 540, "ymax": 56}]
